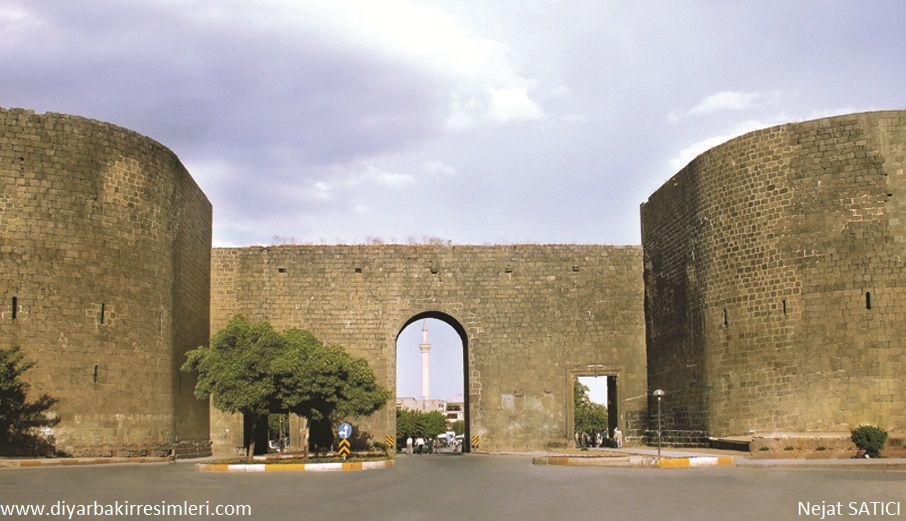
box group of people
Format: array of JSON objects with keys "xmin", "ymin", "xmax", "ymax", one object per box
[
  {"xmin": 576, "ymin": 427, "xmax": 623, "ymax": 448},
  {"xmin": 404, "ymin": 436, "xmax": 429, "ymax": 455}
]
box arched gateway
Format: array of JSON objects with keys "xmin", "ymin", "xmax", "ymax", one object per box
[{"xmin": 208, "ymin": 244, "xmax": 647, "ymax": 455}]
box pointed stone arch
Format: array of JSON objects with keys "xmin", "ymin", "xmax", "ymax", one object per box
[{"xmin": 397, "ymin": 311, "xmax": 472, "ymax": 452}]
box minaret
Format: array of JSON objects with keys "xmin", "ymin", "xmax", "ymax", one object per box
[{"xmin": 419, "ymin": 321, "xmax": 431, "ymax": 404}]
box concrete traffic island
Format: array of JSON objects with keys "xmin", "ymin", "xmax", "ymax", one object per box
[
  {"xmin": 1, "ymin": 454, "xmax": 396, "ymax": 472},
  {"xmin": 532, "ymin": 453, "xmax": 638, "ymax": 467},
  {"xmin": 195, "ymin": 456, "xmax": 395, "ymax": 472}
]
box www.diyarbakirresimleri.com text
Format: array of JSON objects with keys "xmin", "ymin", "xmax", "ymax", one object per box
[{"xmin": 0, "ymin": 500, "xmax": 252, "ymax": 518}]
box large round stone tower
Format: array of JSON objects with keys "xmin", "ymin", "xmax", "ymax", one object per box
[
  {"xmin": 0, "ymin": 108, "xmax": 212, "ymax": 457},
  {"xmin": 642, "ymin": 110, "xmax": 906, "ymax": 447}
]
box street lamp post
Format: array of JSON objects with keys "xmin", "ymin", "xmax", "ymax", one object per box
[{"xmin": 653, "ymin": 389, "xmax": 665, "ymax": 460}]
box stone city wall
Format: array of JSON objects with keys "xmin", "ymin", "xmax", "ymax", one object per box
[
  {"xmin": 209, "ymin": 244, "xmax": 647, "ymax": 454},
  {"xmin": 0, "ymin": 108, "xmax": 212, "ymax": 457}
]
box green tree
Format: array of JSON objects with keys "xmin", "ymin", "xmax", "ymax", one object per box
[
  {"xmin": 0, "ymin": 346, "xmax": 59, "ymax": 456},
  {"xmin": 396, "ymin": 409, "xmax": 448, "ymax": 440},
  {"xmin": 274, "ymin": 328, "xmax": 389, "ymax": 451},
  {"xmin": 182, "ymin": 317, "xmax": 281, "ymax": 456},
  {"xmin": 396, "ymin": 408, "xmax": 449, "ymax": 453},
  {"xmin": 182, "ymin": 316, "xmax": 389, "ymax": 457},
  {"xmin": 396, "ymin": 408, "xmax": 417, "ymax": 441},
  {"xmin": 418, "ymin": 410, "xmax": 448, "ymax": 439},
  {"xmin": 574, "ymin": 379, "xmax": 608, "ymax": 440}
]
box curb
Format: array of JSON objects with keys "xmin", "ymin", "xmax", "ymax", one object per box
[
  {"xmin": 658, "ymin": 456, "xmax": 735, "ymax": 469},
  {"xmin": 736, "ymin": 459, "xmax": 906, "ymax": 471},
  {"xmin": 532, "ymin": 455, "xmax": 636, "ymax": 467},
  {"xmin": 195, "ymin": 459, "xmax": 395, "ymax": 472},
  {"xmin": 0, "ymin": 457, "xmax": 171, "ymax": 469},
  {"xmin": 532, "ymin": 454, "xmax": 735, "ymax": 468}
]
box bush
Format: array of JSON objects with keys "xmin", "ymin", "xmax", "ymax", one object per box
[
  {"xmin": 0, "ymin": 346, "xmax": 59, "ymax": 456},
  {"xmin": 851, "ymin": 425, "xmax": 888, "ymax": 458}
]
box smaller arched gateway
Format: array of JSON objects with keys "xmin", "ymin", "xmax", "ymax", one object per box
[{"xmin": 208, "ymin": 244, "xmax": 647, "ymax": 455}]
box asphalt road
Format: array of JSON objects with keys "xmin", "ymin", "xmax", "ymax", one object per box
[{"xmin": 1, "ymin": 454, "xmax": 904, "ymax": 521}]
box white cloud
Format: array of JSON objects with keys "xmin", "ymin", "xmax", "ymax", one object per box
[
  {"xmin": 0, "ymin": 5, "xmax": 29, "ymax": 24},
  {"xmin": 669, "ymin": 134, "xmax": 737, "ymax": 172},
  {"xmin": 805, "ymin": 106, "xmax": 861, "ymax": 120},
  {"xmin": 373, "ymin": 171, "xmax": 416, "ymax": 189},
  {"xmin": 551, "ymin": 85, "xmax": 573, "ymax": 98},
  {"xmin": 446, "ymin": 94, "xmax": 484, "ymax": 131},
  {"xmin": 688, "ymin": 91, "xmax": 762, "ymax": 116},
  {"xmin": 668, "ymin": 116, "xmax": 790, "ymax": 171},
  {"xmin": 564, "ymin": 114, "xmax": 590, "ymax": 123},
  {"xmin": 311, "ymin": 182, "xmax": 333, "ymax": 201},
  {"xmin": 291, "ymin": 0, "xmax": 544, "ymax": 130},
  {"xmin": 424, "ymin": 160, "xmax": 457, "ymax": 177},
  {"xmin": 313, "ymin": 160, "xmax": 416, "ymax": 194},
  {"xmin": 671, "ymin": 90, "xmax": 784, "ymax": 122},
  {"xmin": 488, "ymin": 87, "xmax": 545, "ymax": 123},
  {"xmin": 357, "ymin": 161, "xmax": 415, "ymax": 189},
  {"xmin": 212, "ymin": 238, "xmax": 241, "ymax": 248},
  {"xmin": 447, "ymin": 85, "xmax": 544, "ymax": 130}
]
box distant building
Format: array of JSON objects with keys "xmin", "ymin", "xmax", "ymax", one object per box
[
  {"xmin": 395, "ymin": 397, "xmax": 446, "ymax": 414},
  {"xmin": 396, "ymin": 394, "xmax": 464, "ymax": 431},
  {"xmin": 444, "ymin": 394, "xmax": 465, "ymax": 427}
]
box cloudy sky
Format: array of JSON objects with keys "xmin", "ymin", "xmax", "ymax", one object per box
[
  {"xmin": 5, "ymin": 1, "xmax": 903, "ymax": 401},
  {"xmin": 3, "ymin": 1, "xmax": 904, "ymax": 248}
]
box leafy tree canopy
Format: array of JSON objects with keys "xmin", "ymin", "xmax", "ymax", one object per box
[
  {"xmin": 182, "ymin": 316, "xmax": 389, "ymax": 454},
  {"xmin": 396, "ymin": 408, "xmax": 448, "ymax": 440}
]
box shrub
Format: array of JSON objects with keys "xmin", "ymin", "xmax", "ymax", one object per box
[
  {"xmin": 851, "ymin": 425, "xmax": 888, "ymax": 458},
  {"xmin": 0, "ymin": 346, "xmax": 59, "ymax": 456}
]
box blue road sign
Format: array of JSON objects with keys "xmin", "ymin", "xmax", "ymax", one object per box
[{"xmin": 338, "ymin": 422, "xmax": 352, "ymax": 439}]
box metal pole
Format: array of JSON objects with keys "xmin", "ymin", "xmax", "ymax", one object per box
[
  {"xmin": 653, "ymin": 389, "xmax": 665, "ymax": 460},
  {"xmin": 657, "ymin": 395, "xmax": 662, "ymax": 460}
]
